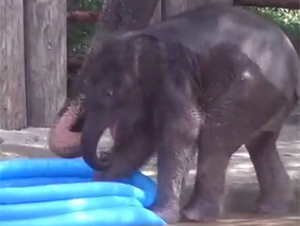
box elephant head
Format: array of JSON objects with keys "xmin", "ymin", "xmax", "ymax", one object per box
[
  {"xmin": 48, "ymin": 0, "xmax": 161, "ymax": 160},
  {"xmin": 79, "ymin": 33, "xmax": 166, "ymax": 174}
]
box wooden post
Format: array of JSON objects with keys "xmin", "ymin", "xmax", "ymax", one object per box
[
  {"xmin": 24, "ymin": 0, "xmax": 67, "ymax": 127},
  {"xmin": 0, "ymin": 0, "xmax": 27, "ymax": 130},
  {"xmin": 150, "ymin": 0, "xmax": 162, "ymax": 24}
]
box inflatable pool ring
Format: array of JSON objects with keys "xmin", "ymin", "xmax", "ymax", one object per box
[{"xmin": 0, "ymin": 158, "xmax": 166, "ymax": 226}]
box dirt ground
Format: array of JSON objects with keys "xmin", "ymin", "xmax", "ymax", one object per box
[{"xmin": 0, "ymin": 105, "xmax": 299, "ymax": 226}]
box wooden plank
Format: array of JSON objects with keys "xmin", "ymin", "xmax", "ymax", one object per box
[
  {"xmin": 0, "ymin": 0, "xmax": 27, "ymax": 130},
  {"xmin": 24, "ymin": 0, "xmax": 67, "ymax": 127}
]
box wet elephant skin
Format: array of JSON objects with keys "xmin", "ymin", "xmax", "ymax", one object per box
[{"xmin": 50, "ymin": 5, "xmax": 300, "ymax": 224}]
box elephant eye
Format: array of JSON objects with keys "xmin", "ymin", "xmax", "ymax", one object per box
[{"xmin": 105, "ymin": 90, "xmax": 114, "ymax": 97}]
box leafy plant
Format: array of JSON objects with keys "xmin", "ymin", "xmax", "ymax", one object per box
[
  {"xmin": 67, "ymin": 0, "xmax": 104, "ymax": 55},
  {"xmin": 253, "ymin": 7, "xmax": 300, "ymax": 37}
]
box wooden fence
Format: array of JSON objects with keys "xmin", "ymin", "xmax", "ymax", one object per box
[
  {"xmin": 0, "ymin": 0, "xmax": 299, "ymax": 130},
  {"xmin": 0, "ymin": 0, "xmax": 67, "ymax": 130}
]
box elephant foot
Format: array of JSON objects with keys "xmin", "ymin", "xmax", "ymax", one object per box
[
  {"xmin": 255, "ymin": 198, "xmax": 293, "ymax": 215},
  {"xmin": 255, "ymin": 202, "xmax": 289, "ymax": 215},
  {"xmin": 255, "ymin": 187, "xmax": 294, "ymax": 215},
  {"xmin": 182, "ymin": 199, "xmax": 220, "ymax": 222},
  {"xmin": 150, "ymin": 203, "xmax": 181, "ymax": 224}
]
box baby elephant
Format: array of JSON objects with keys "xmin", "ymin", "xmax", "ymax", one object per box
[{"xmin": 79, "ymin": 5, "xmax": 299, "ymax": 224}]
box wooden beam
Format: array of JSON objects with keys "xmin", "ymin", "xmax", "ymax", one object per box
[
  {"xmin": 67, "ymin": 11, "xmax": 100, "ymax": 23},
  {"xmin": 0, "ymin": 0, "xmax": 27, "ymax": 130},
  {"xmin": 24, "ymin": 0, "xmax": 67, "ymax": 127}
]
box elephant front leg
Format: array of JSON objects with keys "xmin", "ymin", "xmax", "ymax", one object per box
[
  {"xmin": 150, "ymin": 117, "xmax": 199, "ymax": 224},
  {"xmin": 181, "ymin": 126, "xmax": 234, "ymax": 222}
]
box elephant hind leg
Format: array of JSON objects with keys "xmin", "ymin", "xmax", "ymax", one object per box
[{"xmin": 245, "ymin": 127, "xmax": 294, "ymax": 215}]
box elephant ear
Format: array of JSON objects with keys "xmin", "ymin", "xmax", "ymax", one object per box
[{"xmin": 126, "ymin": 34, "xmax": 169, "ymax": 95}]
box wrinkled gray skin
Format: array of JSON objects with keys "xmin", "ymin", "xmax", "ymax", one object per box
[
  {"xmin": 53, "ymin": 5, "xmax": 300, "ymax": 224},
  {"xmin": 48, "ymin": 0, "xmax": 160, "ymax": 158}
]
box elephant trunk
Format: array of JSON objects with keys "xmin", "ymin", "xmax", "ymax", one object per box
[
  {"xmin": 81, "ymin": 111, "xmax": 111, "ymax": 171},
  {"xmin": 48, "ymin": 100, "xmax": 84, "ymax": 158}
]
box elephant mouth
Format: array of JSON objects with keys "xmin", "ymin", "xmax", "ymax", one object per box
[{"xmin": 80, "ymin": 111, "xmax": 117, "ymax": 171}]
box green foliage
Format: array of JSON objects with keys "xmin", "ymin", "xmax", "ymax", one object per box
[
  {"xmin": 67, "ymin": 0, "xmax": 104, "ymax": 55},
  {"xmin": 253, "ymin": 7, "xmax": 300, "ymax": 38},
  {"xmin": 68, "ymin": 0, "xmax": 103, "ymax": 10}
]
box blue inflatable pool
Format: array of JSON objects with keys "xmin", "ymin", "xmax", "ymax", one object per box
[{"xmin": 0, "ymin": 158, "xmax": 165, "ymax": 226}]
